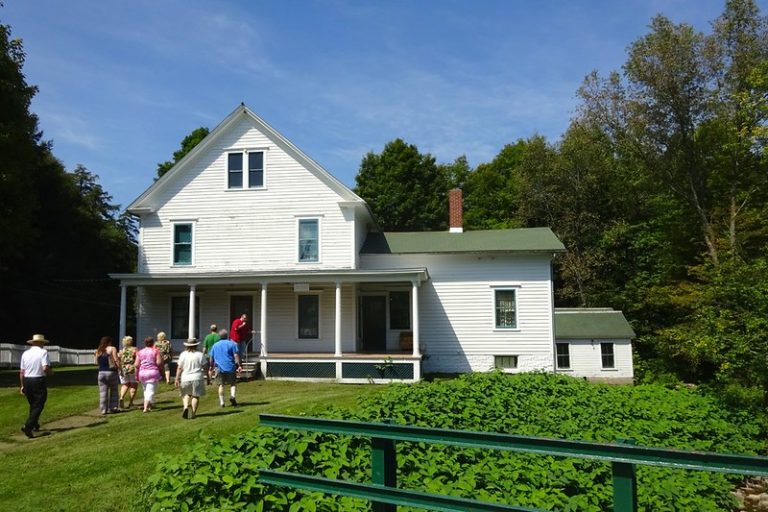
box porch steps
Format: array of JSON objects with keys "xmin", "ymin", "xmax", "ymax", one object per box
[{"xmin": 239, "ymin": 361, "xmax": 260, "ymax": 381}]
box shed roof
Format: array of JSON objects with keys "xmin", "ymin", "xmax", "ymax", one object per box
[
  {"xmin": 555, "ymin": 308, "xmax": 635, "ymax": 339},
  {"xmin": 361, "ymin": 227, "xmax": 565, "ymax": 254}
]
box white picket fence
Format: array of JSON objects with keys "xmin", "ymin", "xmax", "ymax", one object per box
[{"xmin": 0, "ymin": 343, "xmax": 94, "ymax": 368}]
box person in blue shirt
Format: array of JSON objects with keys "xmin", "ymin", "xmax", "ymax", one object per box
[{"xmin": 208, "ymin": 329, "xmax": 242, "ymax": 407}]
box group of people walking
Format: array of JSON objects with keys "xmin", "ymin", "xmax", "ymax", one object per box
[{"xmin": 18, "ymin": 322, "xmax": 246, "ymax": 438}]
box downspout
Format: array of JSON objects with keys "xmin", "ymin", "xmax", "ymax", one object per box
[{"xmin": 551, "ymin": 254, "xmax": 558, "ymax": 374}]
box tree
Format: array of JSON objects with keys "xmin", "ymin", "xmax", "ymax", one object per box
[
  {"xmin": 577, "ymin": 0, "xmax": 768, "ymax": 265},
  {"xmin": 0, "ymin": 21, "xmax": 135, "ymax": 347},
  {"xmin": 156, "ymin": 126, "xmax": 209, "ymax": 179},
  {"xmin": 0, "ymin": 22, "xmax": 46, "ymax": 274},
  {"xmin": 354, "ymin": 139, "xmax": 449, "ymax": 231},
  {"xmin": 461, "ymin": 141, "xmax": 527, "ymax": 230}
]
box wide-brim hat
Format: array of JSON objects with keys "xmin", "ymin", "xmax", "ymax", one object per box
[
  {"xmin": 27, "ymin": 334, "xmax": 49, "ymax": 345},
  {"xmin": 183, "ymin": 338, "xmax": 199, "ymax": 347}
]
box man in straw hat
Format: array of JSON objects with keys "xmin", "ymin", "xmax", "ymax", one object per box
[{"xmin": 19, "ymin": 334, "xmax": 53, "ymax": 438}]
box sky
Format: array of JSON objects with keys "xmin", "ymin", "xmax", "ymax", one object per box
[{"xmin": 4, "ymin": 0, "xmax": 765, "ymax": 210}]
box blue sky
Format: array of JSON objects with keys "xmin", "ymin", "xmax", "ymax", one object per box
[{"xmin": 4, "ymin": 0, "xmax": 763, "ymax": 209}]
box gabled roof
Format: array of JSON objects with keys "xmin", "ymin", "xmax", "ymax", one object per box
[
  {"xmin": 127, "ymin": 104, "xmax": 366, "ymax": 213},
  {"xmin": 554, "ymin": 308, "xmax": 635, "ymax": 339},
  {"xmin": 360, "ymin": 227, "xmax": 565, "ymax": 254}
]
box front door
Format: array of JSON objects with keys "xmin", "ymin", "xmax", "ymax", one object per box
[
  {"xmin": 361, "ymin": 295, "xmax": 387, "ymax": 352},
  {"xmin": 229, "ymin": 295, "xmax": 253, "ymax": 339}
]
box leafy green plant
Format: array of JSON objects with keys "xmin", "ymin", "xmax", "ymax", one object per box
[{"xmin": 143, "ymin": 373, "xmax": 765, "ymax": 511}]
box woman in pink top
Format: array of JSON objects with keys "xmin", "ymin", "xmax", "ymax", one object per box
[{"xmin": 136, "ymin": 336, "xmax": 163, "ymax": 413}]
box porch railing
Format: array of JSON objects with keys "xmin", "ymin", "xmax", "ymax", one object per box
[{"xmin": 258, "ymin": 414, "xmax": 768, "ymax": 512}]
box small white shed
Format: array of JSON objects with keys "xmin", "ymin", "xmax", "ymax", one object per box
[{"xmin": 554, "ymin": 308, "xmax": 635, "ymax": 383}]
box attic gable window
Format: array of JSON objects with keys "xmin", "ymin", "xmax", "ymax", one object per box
[{"xmin": 227, "ymin": 150, "xmax": 265, "ymax": 189}]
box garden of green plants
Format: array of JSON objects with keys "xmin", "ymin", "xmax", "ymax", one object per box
[{"xmin": 1, "ymin": 368, "xmax": 765, "ymax": 511}]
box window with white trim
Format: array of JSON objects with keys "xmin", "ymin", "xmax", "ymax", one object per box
[
  {"xmin": 601, "ymin": 343, "xmax": 615, "ymax": 369},
  {"xmin": 494, "ymin": 289, "xmax": 517, "ymax": 329},
  {"xmin": 298, "ymin": 218, "xmax": 319, "ymax": 263},
  {"xmin": 389, "ymin": 291, "xmax": 410, "ymax": 330},
  {"xmin": 297, "ymin": 294, "xmax": 319, "ymax": 339},
  {"xmin": 556, "ymin": 343, "xmax": 570, "ymax": 369},
  {"xmin": 494, "ymin": 355, "xmax": 518, "ymax": 369},
  {"xmin": 227, "ymin": 150, "xmax": 265, "ymax": 189},
  {"xmin": 170, "ymin": 296, "xmax": 199, "ymax": 340},
  {"xmin": 173, "ymin": 223, "xmax": 193, "ymax": 265}
]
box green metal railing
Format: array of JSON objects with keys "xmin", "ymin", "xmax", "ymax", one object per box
[{"xmin": 258, "ymin": 414, "xmax": 768, "ymax": 512}]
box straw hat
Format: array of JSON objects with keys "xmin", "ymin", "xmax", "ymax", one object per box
[
  {"xmin": 183, "ymin": 338, "xmax": 199, "ymax": 347},
  {"xmin": 27, "ymin": 334, "xmax": 49, "ymax": 345}
]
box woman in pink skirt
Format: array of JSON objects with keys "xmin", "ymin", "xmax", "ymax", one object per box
[{"xmin": 136, "ymin": 336, "xmax": 163, "ymax": 413}]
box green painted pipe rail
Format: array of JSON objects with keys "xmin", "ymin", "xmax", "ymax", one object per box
[{"xmin": 258, "ymin": 413, "xmax": 768, "ymax": 512}]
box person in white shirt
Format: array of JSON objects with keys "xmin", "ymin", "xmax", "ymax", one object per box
[
  {"xmin": 174, "ymin": 338, "xmax": 208, "ymax": 419},
  {"xmin": 19, "ymin": 334, "xmax": 53, "ymax": 438}
]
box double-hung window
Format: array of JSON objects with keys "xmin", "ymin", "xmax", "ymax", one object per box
[
  {"xmin": 494, "ymin": 289, "xmax": 517, "ymax": 329},
  {"xmin": 173, "ymin": 223, "xmax": 193, "ymax": 265},
  {"xmin": 228, "ymin": 153, "xmax": 243, "ymax": 188},
  {"xmin": 601, "ymin": 343, "xmax": 615, "ymax": 369},
  {"xmin": 297, "ymin": 294, "xmax": 319, "ymax": 339},
  {"xmin": 228, "ymin": 150, "xmax": 265, "ymax": 189},
  {"xmin": 298, "ymin": 218, "xmax": 319, "ymax": 263},
  {"xmin": 556, "ymin": 343, "xmax": 571, "ymax": 369},
  {"xmin": 170, "ymin": 296, "xmax": 199, "ymax": 340},
  {"xmin": 389, "ymin": 291, "xmax": 410, "ymax": 330}
]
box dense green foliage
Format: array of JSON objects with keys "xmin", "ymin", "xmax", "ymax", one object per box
[
  {"xmin": 143, "ymin": 373, "xmax": 764, "ymax": 511},
  {"xmin": 0, "ymin": 22, "xmax": 135, "ymax": 347},
  {"xmin": 156, "ymin": 126, "xmax": 210, "ymax": 179},
  {"xmin": 354, "ymin": 139, "xmax": 449, "ymax": 231}
]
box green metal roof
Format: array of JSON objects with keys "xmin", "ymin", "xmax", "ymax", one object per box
[
  {"xmin": 555, "ymin": 308, "xmax": 635, "ymax": 339},
  {"xmin": 361, "ymin": 227, "xmax": 565, "ymax": 254}
]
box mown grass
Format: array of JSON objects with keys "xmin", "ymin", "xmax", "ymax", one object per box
[{"xmin": 0, "ymin": 367, "xmax": 380, "ymax": 512}]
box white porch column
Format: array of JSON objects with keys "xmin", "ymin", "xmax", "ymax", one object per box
[
  {"xmin": 188, "ymin": 285, "xmax": 196, "ymax": 339},
  {"xmin": 260, "ymin": 283, "xmax": 268, "ymax": 356},
  {"xmin": 412, "ymin": 279, "xmax": 420, "ymax": 356},
  {"xmin": 119, "ymin": 285, "xmax": 127, "ymax": 346},
  {"xmin": 334, "ymin": 281, "xmax": 342, "ymax": 357}
]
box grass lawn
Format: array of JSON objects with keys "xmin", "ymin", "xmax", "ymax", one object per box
[{"xmin": 0, "ymin": 367, "xmax": 380, "ymax": 512}]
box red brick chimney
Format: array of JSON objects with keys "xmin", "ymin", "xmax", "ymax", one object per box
[{"xmin": 448, "ymin": 188, "xmax": 463, "ymax": 233}]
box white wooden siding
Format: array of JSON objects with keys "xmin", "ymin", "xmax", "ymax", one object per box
[
  {"xmin": 556, "ymin": 338, "xmax": 633, "ymax": 381},
  {"xmin": 361, "ymin": 253, "xmax": 555, "ymax": 373},
  {"xmin": 140, "ymin": 116, "xmax": 354, "ymax": 273}
]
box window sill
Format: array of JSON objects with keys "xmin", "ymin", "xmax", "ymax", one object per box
[
  {"xmin": 601, "ymin": 368, "xmax": 618, "ymax": 371},
  {"xmin": 171, "ymin": 264, "xmax": 195, "ymax": 268},
  {"xmin": 557, "ymin": 368, "xmax": 573, "ymax": 372},
  {"xmin": 493, "ymin": 328, "xmax": 520, "ymax": 333},
  {"xmin": 295, "ymin": 338, "xmax": 320, "ymax": 341},
  {"xmin": 224, "ymin": 187, "xmax": 267, "ymax": 192}
]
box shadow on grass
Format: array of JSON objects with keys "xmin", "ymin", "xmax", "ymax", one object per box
[
  {"xmin": 231, "ymin": 401, "xmax": 270, "ymax": 407},
  {"xmin": 194, "ymin": 409, "xmax": 244, "ymax": 418}
]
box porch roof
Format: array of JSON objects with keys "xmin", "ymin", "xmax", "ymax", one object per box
[{"xmin": 109, "ymin": 267, "xmax": 429, "ymax": 287}]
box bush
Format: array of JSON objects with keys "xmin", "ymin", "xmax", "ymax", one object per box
[{"xmin": 142, "ymin": 373, "xmax": 765, "ymax": 511}]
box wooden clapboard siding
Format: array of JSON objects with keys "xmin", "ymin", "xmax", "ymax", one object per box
[
  {"xmin": 140, "ymin": 115, "xmax": 354, "ymax": 273},
  {"xmin": 360, "ymin": 253, "xmax": 555, "ymax": 370}
]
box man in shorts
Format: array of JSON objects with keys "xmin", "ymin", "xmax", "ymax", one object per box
[{"xmin": 208, "ymin": 329, "xmax": 242, "ymax": 407}]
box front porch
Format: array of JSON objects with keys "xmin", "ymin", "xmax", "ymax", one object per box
[{"xmin": 110, "ymin": 268, "xmax": 429, "ymax": 383}]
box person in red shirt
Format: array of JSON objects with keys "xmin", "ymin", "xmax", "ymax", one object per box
[{"xmin": 230, "ymin": 314, "xmax": 249, "ymax": 359}]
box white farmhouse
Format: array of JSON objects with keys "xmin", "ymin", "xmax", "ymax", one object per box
[{"xmin": 110, "ymin": 104, "xmax": 634, "ymax": 383}]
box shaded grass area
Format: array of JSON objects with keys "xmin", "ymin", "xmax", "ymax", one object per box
[{"xmin": 0, "ymin": 367, "xmax": 380, "ymax": 512}]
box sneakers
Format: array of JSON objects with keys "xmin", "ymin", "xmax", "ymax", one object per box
[
  {"xmin": 119, "ymin": 399, "xmax": 125, "ymax": 409},
  {"xmin": 230, "ymin": 397, "xmax": 238, "ymax": 407},
  {"xmin": 182, "ymin": 408, "xmax": 189, "ymax": 419},
  {"xmin": 21, "ymin": 426, "xmax": 34, "ymax": 439}
]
